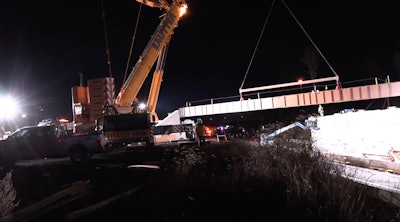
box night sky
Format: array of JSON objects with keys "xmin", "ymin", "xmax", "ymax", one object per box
[{"xmin": 1, "ymin": 0, "xmax": 400, "ymax": 123}]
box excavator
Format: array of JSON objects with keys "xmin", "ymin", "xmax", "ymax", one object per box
[{"xmin": 100, "ymin": 0, "xmax": 187, "ymax": 150}]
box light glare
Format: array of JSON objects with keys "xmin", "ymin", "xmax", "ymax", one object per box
[
  {"xmin": 139, "ymin": 103, "xmax": 147, "ymax": 110},
  {"xmin": 0, "ymin": 96, "xmax": 19, "ymax": 119},
  {"xmin": 179, "ymin": 4, "xmax": 187, "ymax": 17}
]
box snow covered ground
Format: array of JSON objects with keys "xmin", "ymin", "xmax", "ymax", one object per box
[{"xmin": 312, "ymin": 107, "xmax": 400, "ymax": 160}]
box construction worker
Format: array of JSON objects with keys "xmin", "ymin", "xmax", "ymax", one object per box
[
  {"xmin": 195, "ymin": 118, "xmax": 206, "ymax": 147},
  {"xmin": 318, "ymin": 104, "xmax": 324, "ymax": 117}
]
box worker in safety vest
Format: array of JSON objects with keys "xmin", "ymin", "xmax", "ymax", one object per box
[
  {"xmin": 318, "ymin": 105, "xmax": 324, "ymax": 117},
  {"xmin": 195, "ymin": 118, "xmax": 206, "ymax": 147}
]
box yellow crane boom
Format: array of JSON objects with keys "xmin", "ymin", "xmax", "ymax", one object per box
[{"xmin": 114, "ymin": 0, "xmax": 187, "ymax": 115}]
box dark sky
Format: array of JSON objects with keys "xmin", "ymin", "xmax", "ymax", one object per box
[{"xmin": 1, "ymin": 0, "xmax": 400, "ymax": 122}]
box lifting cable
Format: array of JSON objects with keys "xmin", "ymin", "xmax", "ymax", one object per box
[
  {"xmin": 240, "ymin": 0, "xmax": 342, "ymax": 97},
  {"xmin": 123, "ymin": 3, "xmax": 143, "ymax": 84},
  {"xmin": 239, "ymin": 0, "xmax": 276, "ymax": 98},
  {"xmin": 280, "ymin": 0, "xmax": 340, "ymax": 85},
  {"xmin": 101, "ymin": 0, "xmax": 113, "ymax": 77}
]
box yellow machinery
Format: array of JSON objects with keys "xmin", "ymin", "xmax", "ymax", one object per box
[
  {"xmin": 114, "ymin": 0, "xmax": 187, "ymax": 122},
  {"xmin": 101, "ymin": 0, "xmax": 187, "ymax": 148}
]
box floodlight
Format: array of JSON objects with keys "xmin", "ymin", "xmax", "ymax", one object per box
[{"xmin": 0, "ymin": 96, "xmax": 19, "ymax": 119}]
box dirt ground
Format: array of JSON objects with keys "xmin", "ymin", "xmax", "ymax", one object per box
[{"xmin": 7, "ymin": 144, "xmax": 290, "ymax": 222}]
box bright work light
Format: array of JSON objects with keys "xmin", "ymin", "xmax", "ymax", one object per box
[{"xmin": 0, "ymin": 95, "xmax": 19, "ymax": 119}]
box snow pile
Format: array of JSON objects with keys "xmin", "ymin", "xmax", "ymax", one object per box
[{"xmin": 312, "ymin": 107, "xmax": 400, "ymax": 158}]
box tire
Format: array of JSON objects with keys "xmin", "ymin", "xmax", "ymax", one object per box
[
  {"xmin": 146, "ymin": 136, "xmax": 155, "ymax": 148},
  {"xmin": 68, "ymin": 146, "xmax": 89, "ymax": 164}
]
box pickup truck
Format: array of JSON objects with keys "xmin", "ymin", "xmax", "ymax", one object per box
[{"xmin": 0, "ymin": 125, "xmax": 102, "ymax": 166}]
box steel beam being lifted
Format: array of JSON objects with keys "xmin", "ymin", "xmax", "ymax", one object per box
[
  {"xmin": 181, "ymin": 81, "xmax": 400, "ymax": 118},
  {"xmin": 239, "ymin": 76, "xmax": 339, "ymax": 94}
]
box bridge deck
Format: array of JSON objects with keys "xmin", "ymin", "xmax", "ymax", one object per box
[{"xmin": 179, "ymin": 81, "xmax": 400, "ymax": 118}]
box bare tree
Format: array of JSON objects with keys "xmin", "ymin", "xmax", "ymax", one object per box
[{"xmin": 300, "ymin": 47, "xmax": 320, "ymax": 91}]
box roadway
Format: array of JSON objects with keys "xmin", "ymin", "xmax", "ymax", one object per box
[
  {"xmin": 338, "ymin": 163, "xmax": 400, "ymax": 207},
  {"xmin": 340, "ymin": 164, "xmax": 400, "ymax": 194}
]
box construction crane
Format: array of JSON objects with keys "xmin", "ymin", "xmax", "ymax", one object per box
[
  {"xmin": 100, "ymin": 0, "xmax": 187, "ymax": 149},
  {"xmin": 113, "ymin": 0, "xmax": 187, "ymax": 118}
]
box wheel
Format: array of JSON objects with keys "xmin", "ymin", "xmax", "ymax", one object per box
[
  {"xmin": 69, "ymin": 147, "xmax": 89, "ymax": 164},
  {"xmin": 146, "ymin": 136, "xmax": 155, "ymax": 148}
]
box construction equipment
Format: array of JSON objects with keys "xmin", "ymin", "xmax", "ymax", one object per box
[
  {"xmin": 100, "ymin": 0, "xmax": 187, "ymax": 149},
  {"xmin": 114, "ymin": 0, "xmax": 187, "ymax": 116},
  {"xmin": 258, "ymin": 116, "xmax": 319, "ymax": 146}
]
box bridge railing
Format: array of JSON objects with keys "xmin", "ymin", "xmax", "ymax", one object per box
[{"xmin": 180, "ymin": 81, "xmax": 400, "ymax": 118}]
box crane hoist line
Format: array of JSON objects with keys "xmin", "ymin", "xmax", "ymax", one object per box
[{"xmin": 239, "ymin": 0, "xmax": 340, "ymax": 98}]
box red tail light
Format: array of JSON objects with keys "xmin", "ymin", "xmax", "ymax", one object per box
[
  {"xmin": 205, "ymin": 126, "xmax": 214, "ymax": 136},
  {"xmin": 96, "ymin": 136, "xmax": 101, "ymax": 147},
  {"xmin": 55, "ymin": 134, "xmax": 63, "ymax": 142}
]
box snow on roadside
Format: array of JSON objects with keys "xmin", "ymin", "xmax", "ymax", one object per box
[{"xmin": 312, "ymin": 107, "xmax": 400, "ymax": 159}]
